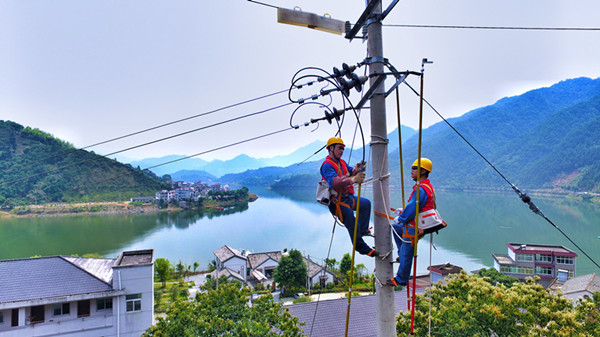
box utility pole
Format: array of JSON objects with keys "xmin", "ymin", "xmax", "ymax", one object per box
[
  {"xmin": 275, "ymin": 1, "xmax": 397, "ymax": 335},
  {"xmin": 365, "ymin": 4, "xmax": 395, "ymax": 337}
]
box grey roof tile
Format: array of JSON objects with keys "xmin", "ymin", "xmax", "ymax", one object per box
[
  {"xmin": 64, "ymin": 256, "xmax": 115, "ymax": 284},
  {"xmin": 562, "ymin": 273, "xmax": 600, "ymax": 294},
  {"xmin": 287, "ymin": 291, "xmax": 419, "ymax": 337},
  {"xmin": 0, "ymin": 256, "xmax": 113, "ymax": 304}
]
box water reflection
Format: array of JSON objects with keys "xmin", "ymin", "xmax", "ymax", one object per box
[{"xmin": 0, "ymin": 188, "xmax": 598, "ymax": 276}]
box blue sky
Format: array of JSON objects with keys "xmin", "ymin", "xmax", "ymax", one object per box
[{"xmin": 1, "ymin": 0, "xmax": 599, "ymax": 162}]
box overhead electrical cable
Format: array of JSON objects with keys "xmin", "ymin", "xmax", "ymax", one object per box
[
  {"xmin": 385, "ymin": 24, "xmax": 600, "ymax": 31},
  {"xmin": 1, "ymin": 88, "xmax": 289, "ymax": 174},
  {"xmin": 402, "ymin": 81, "xmax": 600, "ymax": 271},
  {"xmin": 0, "ymin": 102, "xmax": 293, "ymax": 186},
  {"xmin": 71, "ymin": 127, "xmax": 296, "ymax": 190}
]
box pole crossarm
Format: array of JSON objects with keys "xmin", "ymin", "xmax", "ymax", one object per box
[{"xmin": 345, "ymin": 0, "xmax": 382, "ymax": 40}]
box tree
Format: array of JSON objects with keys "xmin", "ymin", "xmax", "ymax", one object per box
[
  {"xmin": 155, "ymin": 258, "xmax": 173, "ymax": 287},
  {"xmin": 143, "ymin": 283, "xmax": 304, "ymax": 337},
  {"xmin": 339, "ymin": 253, "xmax": 352, "ymax": 282},
  {"xmin": 273, "ymin": 249, "xmax": 307, "ymax": 290},
  {"xmin": 477, "ymin": 267, "xmax": 520, "ymax": 287},
  {"xmin": 396, "ymin": 271, "xmax": 600, "ymax": 336},
  {"xmin": 325, "ymin": 258, "xmax": 338, "ymax": 270},
  {"xmin": 193, "ymin": 261, "xmax": 199, "ymax": 272}
]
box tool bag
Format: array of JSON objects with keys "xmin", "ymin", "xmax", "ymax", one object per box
[
  {"xmin": 418, "ymin": 208, "xmax": 447, "ymax": 234},
  {"xmin": 316, "ymin": 180, "xmax": 338, "ymax": 206}
]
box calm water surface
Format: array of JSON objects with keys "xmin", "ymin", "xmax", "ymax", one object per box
[{"xmin": 1, "ymin": 188, "xmax": 599, "ymax": 276}]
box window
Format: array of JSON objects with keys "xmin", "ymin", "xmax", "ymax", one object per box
[
  {"xmin": 53, "ymin": 303, "xmax": 70, "ymax": 316},
  {"xmin": 535, "ymin": 254, "xmax": 552, "ymax": 262},
  {"xmin": 536, "ymin": 266, "xmax": 552, "ymax": 275},
  {"xmin": 516, "ymin": 254, "xmax": 534, "ymax": 262},
  {"xmin": 0, "ymin": 311, "xmax": 3, "ymax": 324},
  {"xmin": 126, "ymin": 294, "xmax": 142, "ymax": 312},
  {"xmin": 556, "ymin": 256, "xmax": 574, "ymax": 265},
  {"xmin": 30, "ymin": 306, "xmax": 45, "ymax": 324},
  {"xmin": 97, "ymin": 298, "xmax": 113, "ymax": 311},
  {"xmin": 77, "ymin": 300, "xmax": 90, "ymax": 318},
  {"xmin": 500, "ymin": 265, "xmax": 533, "ymax": 275}
]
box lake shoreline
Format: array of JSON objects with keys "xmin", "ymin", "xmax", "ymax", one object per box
[{"xmin": 0, "ymin": 193, "xmax": 259, "ymax": 218}]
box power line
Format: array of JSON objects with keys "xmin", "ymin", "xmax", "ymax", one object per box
[
  {"xmin": 385, "ymin": 24, "xmax": 600, "ymax": 31},
  {"xmin": 402, "ymin": 81, "xmax": 600, "ymax": 271},
  {"xmin": 0, "ymin": 101, "xmax": 294, "ymax": 187},
  {"xmin": 71, "ymin": 127, "xmax": 297, "ymax": 190},
  {"xmin": 0, "ymin": 88, "xmax": 289, "ymax": 175}
]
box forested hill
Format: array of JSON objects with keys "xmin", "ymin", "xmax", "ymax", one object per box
[
  {"xmin": 245, "ymin": 77, "xmax": 600, "ymax": 194},
  {"xmin": 0, "ymin": 121, "xmax": 169, "ymax": 206},
  {"xmin": 393, "ymin": 77, "xmax": 600, "ymax": 192}
]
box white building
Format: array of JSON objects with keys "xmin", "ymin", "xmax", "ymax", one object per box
[{"xmin": 0, "ymin": 250, "xmax": 154, "ymax": 337}]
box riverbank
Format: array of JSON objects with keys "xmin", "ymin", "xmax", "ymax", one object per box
[{"xmin": 0, "ymin": 193, "xmax": 259, "ymax": 218}]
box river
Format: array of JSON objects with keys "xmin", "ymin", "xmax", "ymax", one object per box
[{"xmin": 1, "ymin": 187, "xmax": 598, "ymax": 277}]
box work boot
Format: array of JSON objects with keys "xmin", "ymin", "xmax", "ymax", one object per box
[
  {"xmin": 367, "ymin": 249, "xmax": 379, "ymax": 257},
  {"xmin": 386, "ymin": 277, "xmax": 407, "ymax": 287}
]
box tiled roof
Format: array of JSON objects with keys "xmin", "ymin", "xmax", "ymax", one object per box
[
  {"xmin": 211, "ymin": 267, "xmax": 245, "ymax": 283},
  {"xmin": 427, "ymin": 263, "xmax": 462, "ymax": 275},
  {"xmin": 247, "ymin": 251, "xmax": 281, "ymax": 269},
  {"xmin": 287, "ymin": 290, "xmax": 421, "ymax": 337},
  {"xmin": 214, "ymin": 245, "xmax": 245, "ymax": 263},
  {"xmin": 561, "ymin": 273, "xmax": 600, "ymax": 294},
  {"xmin": 305, "ymin": 258, "xmax": 334, "ymax": 278},
  {"xmin": 64, "ymin": 256, "xmax": 115, "ymax": 284},
  {"xmin": 0, "ymin": 256, "xmax": 114, "ymax": 304}
]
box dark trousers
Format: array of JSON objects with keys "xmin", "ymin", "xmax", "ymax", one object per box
[{"xmin": 329, "ymin": 194, "xmax": 373, "ymax": 255}]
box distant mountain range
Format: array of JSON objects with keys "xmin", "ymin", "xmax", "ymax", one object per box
[
  {"xmin": 149, "ymin": 77, "xmax": 600, "ymax": 193},
  {"xmin": 2, "ymin": 77, "xmax": 598, "ymax": 207},
  {"xmin": 130, "ymin": 126, "xmax": 417, "ymax": 181}
]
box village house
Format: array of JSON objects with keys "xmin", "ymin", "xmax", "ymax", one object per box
[
  {"xmin": 492, "ymin": 243, "xmax": 577, "ymax": 287},
  {"xmin": 550, "ymin": 273, "xmax": 600, "ymax": 304},
  {"xmin": 0, "ymin": 250, "xmax": 154, "ymax": 337},
  {"xmin": 211, "ymin": 246, "xmax": 335, "ymax": 289}
]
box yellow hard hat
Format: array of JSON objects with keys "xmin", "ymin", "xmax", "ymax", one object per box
[
  {"xmin": 326, "ymin": 137, "xmax": 345, "ymax": 148},
  {"xmin": 412, "ymin": 158, "xmax": 432, "ymax": 172}
]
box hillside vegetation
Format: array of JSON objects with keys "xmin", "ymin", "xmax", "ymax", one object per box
[
  {"xmin": 259, "ymin": 77, "xmax": 600, "ymax": 193},
  {"xmin": 393, "ymin": 77, "xmax": 600, "ymax": 192},
  {"xmin": 0, "ymin": 120, "xmax": 169, "ymax": 206}
]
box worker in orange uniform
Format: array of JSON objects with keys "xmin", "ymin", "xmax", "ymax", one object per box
[
  {"xmin": 388, "ymin": 158, "xmax": 435, "ymax": 286},
  {"xmin": 320, "ymin": 137, "xmax": 378, "ymax": 257}
]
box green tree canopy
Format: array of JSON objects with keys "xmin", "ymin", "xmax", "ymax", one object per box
[
  {"xmin": 143, "ymin": 283, "xmax": 303, "ymax": 337},
  {"xmin": 477, "ymin": 267, "xmax": 520, "ymax": 287},
  {"xmin": 396, "ymin": 271, "xmax": 600, "ymax": 336},
  {"xmin": 154, "ymin": 258, "xmax": 173, "ymax": 286},
  {"xmin": 273, "ymin": 249, "xmax": 307, "ymax": 290},
  {"xmin": 339, "ymin": 253, "xmax": 352, "ymax": 282}
]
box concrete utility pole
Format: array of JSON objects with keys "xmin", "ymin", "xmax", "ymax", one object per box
[
  {"xmin": 276, "ymin": 1, "xmax": 396, "ymax": 335},
  {"xmin": 365, "ymin": 3, "xmax": 395, "ymax": 337}
]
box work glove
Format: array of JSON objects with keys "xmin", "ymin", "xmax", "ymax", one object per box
[
  {"xmin": 349, "ymin": 172, "xmax": 366, "ymax": 184},
  {"xmin": 354, "ymin": 161, "xmax": 366, "ymax": 173},
  {"xmin": 392, "ymin": 208, "xmax": 403, "ymax": 225}
]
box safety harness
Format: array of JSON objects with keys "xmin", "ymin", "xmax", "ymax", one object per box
[
  {"xmin": 401, "ymin": 179, "xmax": 435, "ymax": 244},
  {"xmin": 321, "ymin": 156, "xmax": 354, "ymax": 223}
]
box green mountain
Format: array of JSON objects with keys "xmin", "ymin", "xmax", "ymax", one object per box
[
  {"xmin": 393, "ymin": 77, "xmax": 600, "ymax": 192},
  {"xmin": 220, "ymin": 77, "xmax": 600, "ymax": 194},
  {"xmin": 0, "ymin": 121, "xmax": 169, "ymax": 206}
]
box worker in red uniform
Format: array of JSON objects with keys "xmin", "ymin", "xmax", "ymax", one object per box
[
  {"xmin": 320, "ymin": 137, "xmax": 378, "ymax": 257},
  {"xmin": 388, "ymin": 158, "xmax": 434, "ymax": 286}
]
